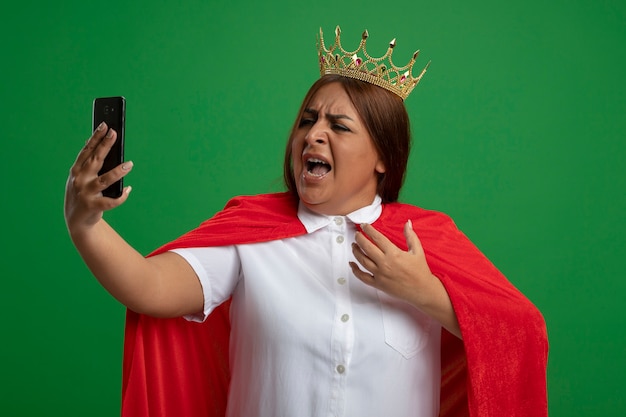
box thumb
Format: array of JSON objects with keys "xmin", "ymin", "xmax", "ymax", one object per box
[{"xmin": 404, "ymin": 219, "xmax": 423, "ymax": 254}]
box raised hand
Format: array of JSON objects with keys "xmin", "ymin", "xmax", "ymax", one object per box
[
  {"xmin": 64, "ymin": 122, "xmax": 133, "ymax": 232},
  {"xmin": 350, "ymin": 221, "xmax": 462, "ymax": 338}
]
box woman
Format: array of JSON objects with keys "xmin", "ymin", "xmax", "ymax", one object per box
[{"xmin": 65, "ymin": 28, "xmax": 548, "ymax": 417}]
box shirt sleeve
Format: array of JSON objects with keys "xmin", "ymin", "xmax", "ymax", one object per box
[{"xmin": 170, "ymin": 246, "xmax": 241, "ymax": 322}]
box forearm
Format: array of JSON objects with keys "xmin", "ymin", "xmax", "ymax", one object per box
[
  {"xmin": 69, "ymin": 219, "xmax": 164, "ymax": 312},
  {"xmin": 409, "ymin": 274, "xmax": 462, "ymax": 339}
]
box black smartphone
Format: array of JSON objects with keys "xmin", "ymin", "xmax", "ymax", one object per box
[{"xmin": 93, "ymin": 96, "xmax": 126, "ymax": 198}]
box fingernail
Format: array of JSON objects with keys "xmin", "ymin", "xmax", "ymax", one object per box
[
  {"xmin": 122, "ymin": 161, "xmax": 134, "ymax": 170},
  {"xmin": 407, "ymin": 219, "xmax": 413, "ymax": 228},
  {"xmin": 105, "ymin": 129, "xmax": 114, "ymax": 138},
  {"xmin": 97, "ymin": 122, "xmax": 105, "ymax": 131},
  {"xmin": 125, "ymin": 186, "xmax": 133, "ymax": 195}
]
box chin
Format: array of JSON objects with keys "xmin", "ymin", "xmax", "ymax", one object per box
[
  {"xmin": 296, "ymin": 190, "xmax": 329, "ymax": 212},
  {"xmin": 297, "ymin": 191, "xmax": 326, "ymax": 207}
]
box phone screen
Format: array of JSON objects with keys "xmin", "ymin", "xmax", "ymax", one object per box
[{"xmin": 93, "ymin": 96, "xmax": 125, "ymax": 198}]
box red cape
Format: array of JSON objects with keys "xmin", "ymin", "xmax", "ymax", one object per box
[{"xmin": 121, "ymin": 192, "xmax": 548, "ymax": 417}]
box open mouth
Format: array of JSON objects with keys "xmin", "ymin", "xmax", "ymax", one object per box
[{"xmin": 306, "ymin": 158, "xmax": 332, "ymax": 177}]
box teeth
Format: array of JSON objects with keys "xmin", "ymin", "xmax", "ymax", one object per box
[{"xmin": 305, "ymin": 157, "xmax": 331, "ymax": 177}]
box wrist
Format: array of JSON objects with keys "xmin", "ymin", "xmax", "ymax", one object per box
[
  {"xmin": 67, "ymin": 217, "xmax": 104, "ymax": 244},
  {"xmin": 407, "ymin": 273, "xmax": 444, "ymax": 310}
]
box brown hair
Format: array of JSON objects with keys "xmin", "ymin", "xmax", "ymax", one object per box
[{"xmin": 283, "ymin": 74, "xmax": 411, "ymax": 203}]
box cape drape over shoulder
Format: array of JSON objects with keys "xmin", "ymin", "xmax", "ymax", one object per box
[{"xmin": 121, "ymin": 192, "xmax": 548, "ymax": 417}]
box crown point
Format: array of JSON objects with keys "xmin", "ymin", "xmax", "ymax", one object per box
[
  {"xmin": 362, "ymin": 30, "xmax": 369, "ymax": 40},
  {"xmin": 335, "ymin": 26, "xmax": 341, "ymax": 36},
  {"xmin": 413, "ymin": 50, "xmax": 420, "ymax": 59},
  {"xmin": 389, "ymin": 38, "xmax": 396, "ymax": 48}
]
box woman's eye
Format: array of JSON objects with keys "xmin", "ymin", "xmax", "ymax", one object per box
[
  {"xmin": 299, "ymin": 118, "xmax": 315, "ymax": 127},
  {"xmin": 333, "ymin": 124, "xmax": 350, "ymax": 132}
]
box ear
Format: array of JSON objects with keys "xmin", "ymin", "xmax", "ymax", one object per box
[{"xmin": 375, "ymin": 158, "xmax": 386, "ymax": 174}]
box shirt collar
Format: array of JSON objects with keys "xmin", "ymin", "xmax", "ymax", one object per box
[{"xmin": 297, "ymin": 195, "xmax": 383, "ymax": 233}]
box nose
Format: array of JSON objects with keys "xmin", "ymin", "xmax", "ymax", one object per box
[{"xmin": 304, "ymin": 120, "xmax": 328, "ymax": 145}]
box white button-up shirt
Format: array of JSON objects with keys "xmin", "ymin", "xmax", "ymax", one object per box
[{"xmin": 172, "ymin": 196, "xmax": 441, "ymax": 417}]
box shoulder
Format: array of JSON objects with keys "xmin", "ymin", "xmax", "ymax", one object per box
[
  {"xmin": 373, "ymin": 202, "xmax": 463, "ymax": 249},
  {"xmin": 213, "ymin": 191, "xmax": 301, "ymax": 226},
  {"xmin": 380, "ymin": 201, "xmax": 457, "ymax": 228},
  {"xmin": 224, "ymin": 192, "xmax": 298, "ymax": 211}
]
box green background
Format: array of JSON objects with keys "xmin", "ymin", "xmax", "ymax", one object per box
[{"xmin": 2, "ymin": 0, "xmax": 624, "ymax": 415}]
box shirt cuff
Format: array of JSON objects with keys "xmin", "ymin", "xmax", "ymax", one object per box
[{"xmin": 169, "ymin": 248, "xmax": 212, "ymax": 322}]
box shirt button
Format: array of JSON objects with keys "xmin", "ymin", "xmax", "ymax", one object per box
[
  {"xmin": 341, "ymin": 314, "xmax": 350, "ymax": 322},
  {"xmin": 336, "ymin": 235, "xmax": 344, "ymax": 244},
  {"xmin": 337, "ymin": 277, "xmax": 346, "ymax": 285},
  {"xmin": 334, "ymin": 217, "xmax": 344, "ymax": 226},
  {"xmin": 336, "ymin": 365, "xmax": 346, "ymax": 374}
]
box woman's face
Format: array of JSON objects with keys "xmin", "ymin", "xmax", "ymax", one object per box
[{"xmin": 290, "ymin": 82, "xmax": 386, "ymax": 215}]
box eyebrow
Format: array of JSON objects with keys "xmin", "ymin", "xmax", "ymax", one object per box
[{"xmin": 303, "ymin": 108, "xmax": 354, "ymax": 121}]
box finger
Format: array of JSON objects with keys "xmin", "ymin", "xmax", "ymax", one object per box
[
  {"xmin": 87, "ymin": 160, "xmax": 134, "ymax": 195},
  {"xmin": 360, "ymin": 223, "xmax": 394, "ymax": 253},
  {"xmin": 99, "ymin": 186, "xmax": 133, "ymax": 210},
  {"xmin": 83, "ymin": 128, "xmax": 118, "ymax": 171},
  {"xmin": 349, "ymin": 261, "xmax": 377, "ymax": 286},
  {"xmin": 72, "ymin": 122, "xmax": 108, "ymax": 170},
  {"xmin": 354, "ymin": 229, "xmax": 383, "ymax": 261},
  {"xmin": 351, "ymin": 242, "xmax": 378, "ymax": 273},
  {"xmin": 403, "ymin": 219, "xmax": 424, "ymax": 255}
]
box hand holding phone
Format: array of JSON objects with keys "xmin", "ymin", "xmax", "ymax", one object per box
[{"xmin": 93, "ymin": 96, "xmax": 126, "ymax": 198}]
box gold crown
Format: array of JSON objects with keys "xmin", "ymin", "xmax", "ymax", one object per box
[{"xmin": 317, "ymin": 26, "xmax": 430, "ymax": 100}]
